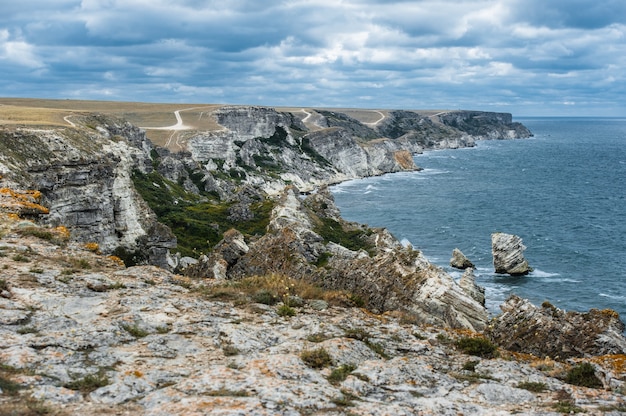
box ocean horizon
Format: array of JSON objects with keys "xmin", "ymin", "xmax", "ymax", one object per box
[{"xmin": 331, "ymin": 116, "xmax": 626, "ymax": 319}]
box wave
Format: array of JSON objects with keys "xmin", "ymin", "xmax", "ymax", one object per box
[
  {"xmin": 400, "ymin": 238, "xmax": 413, "ymax": 248},
  {"xmin": 530, "ymin": 269, "xmax": 560, "ymax": 278},
  {"xmin": 599, "ymin": 293, "xmax": 626, "ymax": 301}
]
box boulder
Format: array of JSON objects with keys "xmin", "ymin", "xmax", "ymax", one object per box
[
  {"xmin": 491, "ymin": 233, "xmax": 531, "ymax": 275},
  {"xmin": 184, "ymin": 229, "xmax": 248, "ymax": 279},
  {"xmin": 485, "ymin": 295, "xmax": 626, "ymax": 359},
  {"xmin": 450, "ymin": 248, "xmax": 474, "ymax": 269},
  {"xmin": 459, "ymin": 268, "xmax": 485, "ymax": 306}
]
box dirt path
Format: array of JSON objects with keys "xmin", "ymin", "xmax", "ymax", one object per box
[{"xmin": 363, "ymin": 110, "xmax": 386, "ymax": 126}]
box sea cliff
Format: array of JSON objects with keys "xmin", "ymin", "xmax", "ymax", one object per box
[{"xmin": 2, "ymin": 102, "xmax": 626, "ymax": 414}]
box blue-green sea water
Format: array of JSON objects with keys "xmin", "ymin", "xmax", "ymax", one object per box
[{"xmin": 331, "ymin": 117, "xmax": 626, "ymax": 318}]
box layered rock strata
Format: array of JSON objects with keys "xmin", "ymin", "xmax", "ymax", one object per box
[
  {"xmin": 486, "ymin": 295, "xmax": 626, "ymax": 359},
  {"xmin": 450, "ymin": 247, "xmax": 475, "ymax": 269},
  {"xmin": 491, "ymin": 232, "xmax": 532, "ymax": 275}
]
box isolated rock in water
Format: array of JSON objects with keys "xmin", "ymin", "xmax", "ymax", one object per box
[
  {"xmin": 491, "ymin": 233, "xmax": 531, "ymax": 275},
  {"xmin": 459, "ymin": 268, "xmax": 485, "ymax": 306},
  {"xmin": 485, "ymin": 295, "xmax": 626, "ymax": 359},
  {"xmin": 450, "ymin": 248, "xmax": 474, "ymax": 269}
]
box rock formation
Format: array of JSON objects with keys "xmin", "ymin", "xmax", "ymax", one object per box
[
  {"xmin": 211, "ymin": 186, "xmax": 490, "ymax": 331},
  {"xmin": 1, "ymin": 213, "xmax": 626, "ymax": 415},
  {"xmin": 459, "ymin": 268, "xmax": 486, "ymax": 306},
  {"xmin": 486, "ymin": 295, "xmax": 626, "ymax": 359},
  {"xmin": 0, "ymin": 116, "xmax": 176, "ymax": 268},
  {"xmin": 450, "ymin": 247, "xmax": 475, "ymax": 269},
  {"xmin": 491, "ymin": 232, "xmax": 532, "ymax": 275}
]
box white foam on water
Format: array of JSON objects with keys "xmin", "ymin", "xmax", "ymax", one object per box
[
  {"xmin": 600, "ymin": 293, "xmax": 626, "ymax": 301},
  {"xmin": 530, "ymin": 269, "xmax": 560, "ymax": 278}
]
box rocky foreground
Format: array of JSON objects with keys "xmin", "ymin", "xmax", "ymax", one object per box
[{"xmin": 2, "ymin": 214, "xmax": 626, "ymax": 415}]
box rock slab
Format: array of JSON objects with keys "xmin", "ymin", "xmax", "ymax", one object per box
[{"xmin": 491, "ymin": 232, "xmax": 531, "ymax": 275}]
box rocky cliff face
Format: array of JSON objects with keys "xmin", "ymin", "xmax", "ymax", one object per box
[
  {"xmin": 0, "ymin": 115, "xmax": 176, "ymax": 267},
  {"xmin": 184, "ymin": 106, "xmax": 531, "ymax": 196}
]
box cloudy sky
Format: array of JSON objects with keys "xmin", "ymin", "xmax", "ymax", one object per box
[{"xmin": 1, "ymin": 1, "xmax": 625, "ymax": 116}]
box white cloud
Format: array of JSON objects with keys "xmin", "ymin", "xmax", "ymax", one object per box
[{"xmin": 0, "ymin": 28, "xmax": 44, "ymax": 68}]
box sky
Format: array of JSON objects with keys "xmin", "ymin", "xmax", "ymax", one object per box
[{"xmin": 1, "ymin": 1, "xmax": 625, "ymax": 116}]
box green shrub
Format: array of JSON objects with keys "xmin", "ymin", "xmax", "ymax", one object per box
[
  {"xmin": 12, "ymin": 254, "xmax": 30, "ymax": 262},
  {"xmin": 277, "ymin": 304, "xmax": 296, "ymax": 317},
  {"xmin": 455, "ymin": 337, "xmax": 498, "ymax": 358},
  {"xmin": 307, "ymin": 333, "xmax": 330, "ymax": 343},
  {"xmin": 64, "ymin": 371, "xmax": 110, "ymax": 392},
  {"xmin": 517, "ymin": 381, "xmax": 548, "ymax": 392},
  {"xmin": 564, "ymin": 362, "xmax": 602, "ymax": 388},
  {"xmin": 253, "ymin": 289, "xmax": 279, "ymax": 305},
  {"xmin": 301, "ymin": 348, "xmax": 333, "ymax": 369},
  {"xmin": 328, "ymin": 364, "xmax": 357, "ymax": 385},
  {"xmin": 132, "ymin": 169, "xmax": 273, "ymax": 258},
  {"xmin": 313, "ymin": 217, "xmax": 375, "ymax": 253},
  {"xmin": 462, "ymin": 360, "xmax": 479, "ymax": 372}
]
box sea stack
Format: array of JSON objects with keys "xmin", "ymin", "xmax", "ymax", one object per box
[
  {"xmin": 450, "ymin": 248, "xmax": 475, "ymax": 269},
  {"xmin": 491, "ymin": 232, "xmax": 532, "ymax": 275}
]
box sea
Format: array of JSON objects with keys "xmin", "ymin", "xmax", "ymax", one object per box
[{"xmin": 331, "ymin": 117, "xmax": 626, "ymax": 319}]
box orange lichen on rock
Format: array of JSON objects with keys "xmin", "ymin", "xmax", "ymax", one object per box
[
  {"xmin": 85, "ymin": 242, "xmax": 100, "ymax": 253},
  {"xmin": 108, "ymin": 255, "xmax": 125, "ymax": 267},
  {"xmin": 0, "ymin": 187, "xmax": 50, "ymax": 216},
  {"xmin": 591, "ymin": 354, "xmax": 626, "ymax": 375}
]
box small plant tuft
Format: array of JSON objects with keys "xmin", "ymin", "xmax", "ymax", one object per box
[
  {"xmin": 301, "ymin": 348, "xmax": 333, "ymax": 369},
  {"xmin": 64, "ymin": 370, "xmax": 110, "ymax": 392},
  {"xmin": 12, "ymin": 254, "xmax": 30, "ymax": 262},
  {"xmin": 277, "ymin": 303, "xmax": 296, "ymax": 317},
  {"xmin": 462, "ymin": 360, "xmax": 479, "ymax": 372},
  {"xmin": 564, "ymin": 362, "xmax": 602, "ymax": 388},
  {"xmin": 517, "ymin": 381, "xmax": 548, "ymax": 392},
  {"xmin": 121, "ymin": 323, "xmax": 150, "ymax": 338},
  {"xmin": 456, "ymin": 336, "xmax": 498, "ymax": 358},
  {"xmin": 253, "ymin": 289, "xmax": 278, "ymax": 305},
  {"xmin": 328, "ymin": 364, "xmax": 357, "ymax": 385},
  {"xmin": 222, "ymin": 345, "xmax": 240, "ymax": 356}
]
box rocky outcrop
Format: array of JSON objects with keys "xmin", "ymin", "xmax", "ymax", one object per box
[
  {"xmin": 491, "ymin": 232, "xmax": 532, "ymax": 275},
  {"xmin": 459, "ymin": 268, "xmax": 486, "ymax": 306},
  {"xmin": 0, "ymin": 116, "xmax": 176, "ymax": 267},
  {"xmin": 486, "ymin": 295, "xmax": 626, "ymax": 359},
  {"xmin": 436, "ymin": 111, "xmax": 533, "ymax": 140},
  {"xmin": 207, "ymin": 186, "xmax": 489, "ymax": 331},
  {"xmin": 1, "ymin": 215, "xmax": 626, "ymax": 415},
  {"xmin": 450, "ymin": 247, "xmax": 475, "ymax": 269}
]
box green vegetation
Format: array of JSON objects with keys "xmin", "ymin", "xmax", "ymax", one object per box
[
  {"xmin": 277, "ymin": 303, "xmax": 297, "ymax": 317},
  {"xmin": 121, "ymin": 323, "xmax": 150, "ymax": 338},
  {"xmin": 564, "ymin": 362, "xmax": 602, "ymax": 388},
  {"xmin": 313, "ymin": 217, "xmax": 375, "ymax": 253},
  {"xmin": 462, "ymin": 360, "xmax": 479, "ymax": 372},
  {"xmin": 222, "ymin": 345, "xmax": 240, "ymax": 356},
  {"xmin": 12, "ymin": 253, "xmax": 31, "ymax": 262},
  {"xmin": 455, "ymin": 336, "xmax": 498, "ymax": 358},
  {"xmin": 300, "ymin": 348, "xmax": 333, "ymax": 369},
  {"xmin": 252, "ymin": 289, "xmax": 279, "ymax": 305},
  {"xmin": 344, "ymin": 328, "xmax": 390, "ymax": 359},
  {"xmin": 328, "ymin": 364, "xmax": 357, "ymax": 385},
  {"xmin": 132, "ymin": 169, "xmax": 273, "ymax": 258},
  {"xmin": 517, "ymin": 381, "xmax": 548, "ymax": 392},
  {"xmin": 64, "ymin": 369, "xmax": 110, "ymax": 393}
]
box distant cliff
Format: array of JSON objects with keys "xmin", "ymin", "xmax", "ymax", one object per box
[{"xmin": 0, "ymin": 106, "xmax": 531, "ymax": 266}]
